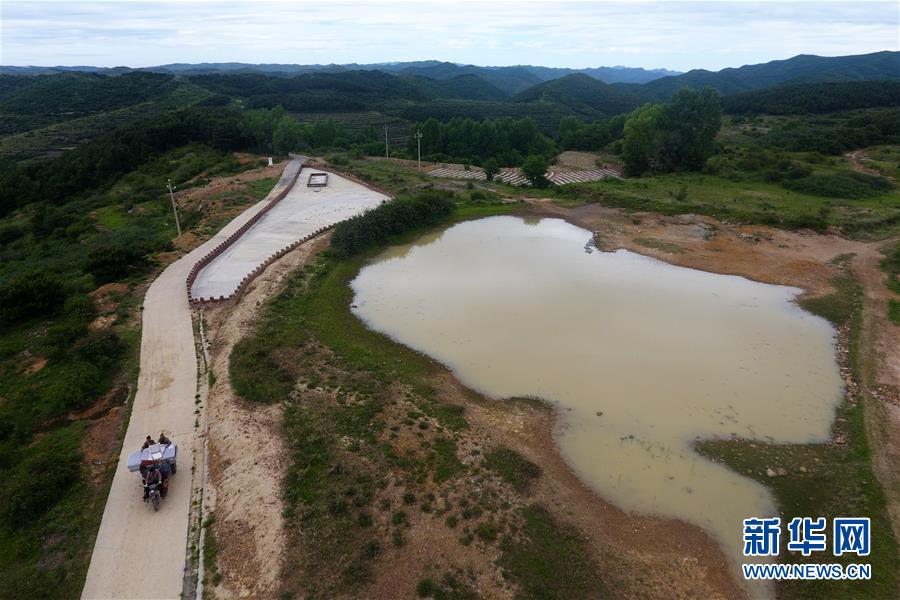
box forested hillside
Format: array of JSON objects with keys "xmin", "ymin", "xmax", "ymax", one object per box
[
  {"xmin": 721, "ymin": 80, "xmax": 900, "ymax": 114},
  {"xmin": 626, "ymin": 50, "xmax": 900, "ymax": 100}
]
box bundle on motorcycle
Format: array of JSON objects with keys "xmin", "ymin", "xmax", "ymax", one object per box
[
  {"xmin": 127, "ymin": 442, "xmax": 177, "ymax": 511},
  {"xmin": 127, "ymin": 443, "xmax": 177, "ymax": 473}
]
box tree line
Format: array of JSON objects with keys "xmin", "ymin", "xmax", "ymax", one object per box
[
  {"xmin": 405, "ymin": 117, "xmax": 557, "ymax": 167},
  {"xmin": 329, "ymin": 190, "xmax": 455, "ymax": 257}
]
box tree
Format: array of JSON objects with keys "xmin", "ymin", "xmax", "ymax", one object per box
[
  {"xmin": 620, "ymin": 89, "xmax": 722, "ymax": 175},
  {"xmin": 273, "ymin": 115, "xmax": 305, "ymax": 154},
  {"xmin": 656, "ymin": 88, "xmax": 722, "ymax": 172},
  {"xmin": 521, "ymin": 154, "xmax": 550, "ymax": 187},
  {"xmin": 483, "ymin": 158, "xmax": 499, "ymax": 181},
  {"xmin": 621, "ymin": 103, "xmax": 663, "ymax": 176}
]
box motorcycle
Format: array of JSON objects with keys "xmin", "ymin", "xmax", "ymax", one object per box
[
  {"xmin": 128, "ymin": 439, "xmax": 178, "ymax": 512},
  {"xmin": 142, "ymin": 465, "xmax": 168, "ymax": 511},
  {"xmin": 146, "ymin": 478, "xmax": 163, "ymax": 512}
]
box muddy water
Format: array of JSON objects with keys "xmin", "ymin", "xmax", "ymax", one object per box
[{"xmin": 351, "ymin": 216, "xmax": 843, "ymax": 585}]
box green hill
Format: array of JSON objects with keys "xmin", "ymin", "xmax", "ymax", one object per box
[
  {"xmin": 722, "ymin": 80, "xmax": 900, "ymax": 114},
  {"xmin": 513, "ymin": 73, "xmax": 639, "ymax": 118},
  {"xmin": 0, "ymin": 71, "xmax": 177, "ymax": 116},
  {"xmin": 404, "ymin": 74, "xmax": 508, "ymax": 101},
  {"xmin": 629, "ymin": 50, "xmax": 900, "ymax": 101}
]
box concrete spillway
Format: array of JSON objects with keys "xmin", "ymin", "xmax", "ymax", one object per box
[{"xmin": 190, "ymin": 167, "xmax": 388, "ymax": 300}]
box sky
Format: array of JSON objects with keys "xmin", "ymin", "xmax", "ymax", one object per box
[{"xmin": 1, "ymin": 1, "xmax": 898, "ymax": 72}]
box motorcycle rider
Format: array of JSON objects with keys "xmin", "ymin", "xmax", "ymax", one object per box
[
  {"xmin": 141, "ymin": 435, "xmax": 156, "ymax": 449},
  {"xmin": 143, "ymin": 466, "xmax": 163, "ymax": 501},
  {"xmin": 158, "ymin": 432, "xmax": 171, "ymax": 446}
]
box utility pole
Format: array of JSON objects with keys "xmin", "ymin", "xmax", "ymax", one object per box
[
  {"xmin": 167, "ymin": 178, "xmax": 182, "ymax": 239},
  {"xmin": 384, "ymin": 123, "xmax": 389, "ymax": 159},
  {"xmin": 415, "ymin": 129, "xmax": 423, "ymax": 171}
]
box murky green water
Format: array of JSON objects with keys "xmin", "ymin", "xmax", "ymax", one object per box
[{"xmin": 350, "ymin": 216, "xmax": 843, "ymax": 588}]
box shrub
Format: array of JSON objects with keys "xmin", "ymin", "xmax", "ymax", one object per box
[
  {"xmin": 63, "ymin": 294, "xmax": 96, "ymax": 323},
  {"xmin": 416, "ymin": 578, "xmax": 435, "ymax": 598},
  {"xmin": 73, "ymin": 330, "xmax": 126, "ymax": 370},
  {"xmin": 329, "ymin": 191, "xmax": 455, "ymax": 258},
  {"xmin": 0, "ymin": 448, "xmax": 79, "ymax": 528},
  {"xmin": 0, "ymin": 223, "xmax": 24, "ymax": 246},
  {"xmin": 43, "ymin": 360, "xmax": 102, "ymax": 412},
  {"xmin": 475, "ymin": 521, "xmax": 500, "ymax": 541},
  {"xmin": 87, "ymin": 228, "xmax": 165, "ymax": 284},
  {"xmin": 782, "ymin": 172, "xmax": 893, "ymax": 199},
  {"xmin": 0, "ymin": 270, "xmax": 66, "ymax": 326}
]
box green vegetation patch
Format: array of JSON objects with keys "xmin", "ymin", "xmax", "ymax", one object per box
[
  {"xmin": 244, "ymin": 176, "xmax": 279, "ymax": 200},
  {"xmin": 633, "ymin": 237, "xmax": 684, "ymax": 254},
  {"xmin": 416, "ymin": 572, "xmax": 478, "ymax": 599},
  {"xmin": 798, "ymin": 256, "xmax": 858, "ymax": 326},
  {"xmin": 499, "ymin": 504, "xmax": 606, "ymax": 599},
  {"xmin": 881, "ymin": 242, "xmax": 900, "ymax": 295},
  {"xmin": 329, "ymin": 190, "xmax": 455, "ymax": 258},
  {"xmin": 483, "ymin": 446, "xmax": 542, "ymax": 492},
  {"xmin": 782, "ymin": 172, "xmax": 893, "ymax": 199},
  {"xmin": 202, "ymin": 514, "xmax": 222, "ymax": 587}
]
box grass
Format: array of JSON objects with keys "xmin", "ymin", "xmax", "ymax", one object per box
[
  {"xmin": 889, "ymin": 300, "xmax": 900, "ymax": 326},
  {"xmin": 859, "ymin": 145, "xmax": 900, "ymax": 180},
  {"xmin": 499, "ymin": 504, "xmax": 606, "ymax": 599},
  {"xmin": 633, "ymin": 237, "xmax": 684, "ymax": 254},
  {"xmin": 415, "ymin": 572, "xmax": 478, "ymax": 599},
  {"xmin": 483, "ymin": 447, "xmax": 542, "ymax": 492},
  {"xmin": 697, "ymin": 259, "xmax": 899, "ymax": 599},
  {"xmin": 798, "ymin": 255, "xmax": 858, "ymax": 325},
  {"xmin": 202, "ymin": 514, "xmax": 222, "ymax": 589},
  {"xmin": 881, "ymin": 242, "xmax": 900, "ymax": 295},
  {"xmin": 244, "ymin": 176, "xmax": 279, "ymax": 200},
  {"xmin": 544, "ymin": 173, "xmax": 900, "ymax": 239}
]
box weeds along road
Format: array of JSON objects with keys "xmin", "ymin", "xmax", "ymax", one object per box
[{"xmin": 81, "ymin": 159, "xmax": 303, "ymax": 600}]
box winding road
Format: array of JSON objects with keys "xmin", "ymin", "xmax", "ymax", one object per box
[
  {"xmin": 82, "ymin": 158, "xmax": 389, "ymax": 598},
  {"xmin": 81, "ymin": 161, "xmax": 303, "ymax": 599}
]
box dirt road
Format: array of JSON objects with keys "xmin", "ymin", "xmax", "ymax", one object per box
[{"xmin": 81, "ymin": 160, "xmax": 303, "ymax": 599}]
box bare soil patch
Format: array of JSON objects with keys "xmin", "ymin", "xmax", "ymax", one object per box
[{"xmin": 202, "ymin": 236, "xmax": 328, "ymax": 599}]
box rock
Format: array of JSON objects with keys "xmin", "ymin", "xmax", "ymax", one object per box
[
  {"xmin": 766, "ymin": 468, "xmax": 777, "ymax": 477},
  {"xmin": 799, "ymin": 466, "xmax": 808, "ymax": 473},
  {"xmin": 776, "ymin": 467, "xmax": 787, "ymax": 476},
  {"xmin": 596, "ymin": 411, "xmax": 604, "ymax": 417}
]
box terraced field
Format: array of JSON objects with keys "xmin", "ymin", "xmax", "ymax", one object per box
[{"xmin": 426, "ymin": 164, "xmax": 623, "ymax": 186}]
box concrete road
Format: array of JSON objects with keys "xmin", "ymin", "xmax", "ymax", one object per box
[
  {"xmin": 81, "ymin": 160, "xmax": 302, "ymax": 600},
  {"xmin": 190, "ymin": 168, "xmax": 388, "ymax": 300}
]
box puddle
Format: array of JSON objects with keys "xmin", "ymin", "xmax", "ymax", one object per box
[{"xmin": 350, "ymin": 216, "xmax": 843, "ymax": 588}]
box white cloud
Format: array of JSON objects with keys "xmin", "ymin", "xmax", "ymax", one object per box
[{"xmin": 1, "ymin": 1, "xmax": 897, "ymax": 70}]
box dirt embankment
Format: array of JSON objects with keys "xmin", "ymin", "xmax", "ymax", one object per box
[
  {"xmin": 205, "ymin": 197, "xmax": 900, "ymax": 598},
  {"xmin": 201, "ymin": 235, "xmax": 330, "ymax": 598}
]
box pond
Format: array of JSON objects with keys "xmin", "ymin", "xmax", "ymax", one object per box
[{"xmin": 350, "ymin": 215, "xmax": 843, "ymax": 583}]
